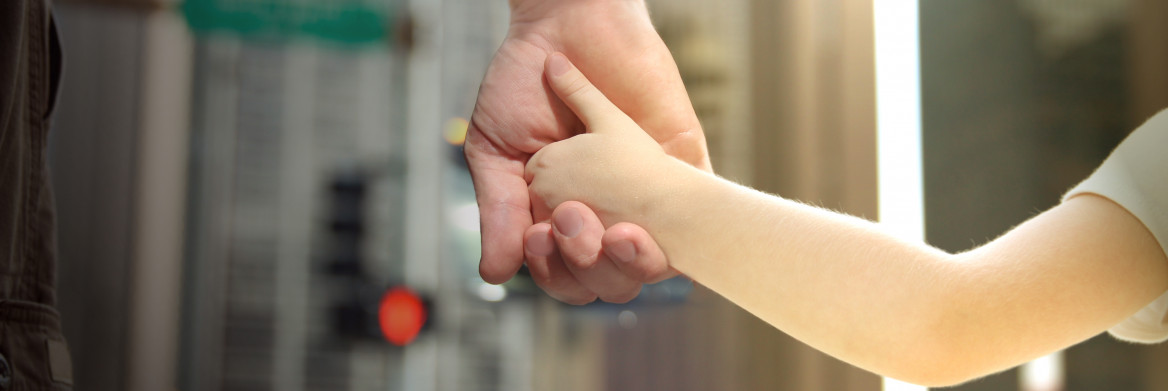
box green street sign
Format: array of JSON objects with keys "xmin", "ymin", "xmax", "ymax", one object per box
[{"xmin": 182, "ymin": 0, "xmax": 394, "ymax": 44}]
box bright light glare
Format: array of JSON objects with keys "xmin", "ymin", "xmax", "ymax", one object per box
[
  {"xmin": 875, "ymin": 0, "xmax": 924, "ymax": 243},
  {"xmin": 477, "ymin": 282, "xmax": 507, "ymax": 302},
  {"xmin": 450, "ymin": 203, "xmax": 480, "ymax": 232},
  {"xmin": 1020, "ymin": 352, "xmax": 1064, "ymax": 391},
  {"xmin": 874, "ymin": 1, "xmax": 927, "ymax": 390}
]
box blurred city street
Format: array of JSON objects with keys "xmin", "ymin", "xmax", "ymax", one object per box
[{"xmin": 41, "ymin": 0, "xmax": 1168, "ymax": 390}]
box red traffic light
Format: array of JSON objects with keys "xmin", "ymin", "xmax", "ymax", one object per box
[{"xmin": 378, "ymin": 287, "xmax": 427, "ymax": 346}]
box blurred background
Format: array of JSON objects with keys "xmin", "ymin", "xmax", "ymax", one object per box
[{"xmin": 43, "ymin": 0, "xmax": 1168, "ymax": 390}]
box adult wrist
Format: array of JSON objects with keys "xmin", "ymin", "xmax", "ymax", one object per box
[{"xmin": 509, "ymin": 0, "xmax": 648, "ymax": 25}]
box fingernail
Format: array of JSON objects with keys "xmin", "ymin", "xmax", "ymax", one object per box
[
  {"xmin": 547, "ymin": 53, "xmax": 571, "ymax": 77},
  {"xmin": 553, "ymin": 207, "xmax": 583, "ymax": 238},
  {"xmin": 608, "ymin": 241, "xmax": 637, "ymax": 264}
]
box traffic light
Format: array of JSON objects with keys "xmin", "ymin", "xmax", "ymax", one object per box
[
  {"xmin": 377, "ymin": 286, "xmax": 428, "ymax": 346},
  {"xmin": 324, "ymin": 169, "xmax": 431, "ymax": 346},
  {"xmin": 331, "ymin": 283, "xmax": 431, "ymax": 346}
]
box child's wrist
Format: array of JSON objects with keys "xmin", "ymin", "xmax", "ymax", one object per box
[{"xmin": 625, "ymin": 156, "xmax": 702, "ymax": 224}]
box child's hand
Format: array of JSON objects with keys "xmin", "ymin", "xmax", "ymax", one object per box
[{"xmin": 525, "ymin": 53, "xmax": 681, "ymax": 225}]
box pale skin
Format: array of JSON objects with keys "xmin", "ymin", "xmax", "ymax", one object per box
[
  {"xmin": 467, "ymin": 0, "xmax": 703, "ymax": 303},
  {"xmin": 526, "ymin": 53, "xmax": 1168, "ymax": 386}
]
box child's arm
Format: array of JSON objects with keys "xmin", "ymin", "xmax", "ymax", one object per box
[{"xmin": 527, "ymin": 53, "xmax": 1168, "ymax": 386}]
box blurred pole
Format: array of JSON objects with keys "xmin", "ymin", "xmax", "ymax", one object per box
[
  {"xmin": 874, "ymin": 0, "xmax": 923, "ymax": 242},
  {"xmin": 873, "ymin": 0, "xmax": 926, "ymax": 390},
  {"xmin": 403, "ymin": 0, "xmax": 443, "ymax": 390},
  {"xmin": 272, "ymin": 42, "xmax": 315, "ymax": 391},
  {"xmin": 126, "ymin": 8, "xmax": 192, "ymax": 391}
]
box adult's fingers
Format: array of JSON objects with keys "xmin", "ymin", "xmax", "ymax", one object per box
[
  {"xmin": 465, "ymin": 124, "xmax": 533, "ymax": 284},
  {"xmin": 551, "ymin": 202, "xmax": 642, "ymax": 303},
  {"xmin": 603, "ymin": 222, "xmax": 678, "ymax": 284},
  {"xmin": 544, "ymin": 52, "xmax": 632, "ymax": 133},
  {"xmin": 524, "ymin": 223, "xmax": 597, "ymax": 305}
]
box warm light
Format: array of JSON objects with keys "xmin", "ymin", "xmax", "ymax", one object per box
[
  {"xmin": 477, "ymin": 282, "xmax": 507, "ymax": 302},
  {"xmin": 1021, "ymin": 352, "xmax": 1064, "ymax": 391},
  {"xmin": 444, "ymin": 117, "xmax": 469, "ymax": 145},
  {"xmin": 874, "ymin": 0, "xmax": 927, "ymax": 390},
  {"xmin": 378, "ymin": 287, "xmax": 427, "ymax": 346}
]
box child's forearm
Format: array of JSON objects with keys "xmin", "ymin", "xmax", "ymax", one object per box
[
  {"xmin": 637, "ymin": 162, "xmax": 956, "ymax": 383},
  {"xmin": 630, "ymin": 159, "xmax": 1168, "ymax": 386}
]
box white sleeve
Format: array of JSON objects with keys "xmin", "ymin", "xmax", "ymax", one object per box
[{"xmin": 1062, "ymin": 108, "xmax": 1168, "ymax": 343}]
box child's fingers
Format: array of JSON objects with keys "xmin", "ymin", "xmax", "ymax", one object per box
[
  {"xmin": 544, "ymin": 52, "xmax": 631, "ymax": 133},
  {"xmin": 525, "ymin": 223, "xmax": 598, "ymax": 305}
]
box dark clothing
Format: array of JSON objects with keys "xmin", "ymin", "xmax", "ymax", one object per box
[{"xmin": 1, "ymin": 0, "xmax": 73, "ymax": 389}]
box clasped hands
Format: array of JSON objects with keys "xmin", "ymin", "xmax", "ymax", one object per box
[
  {"xmin": 524, "ymin": 53, "xmax": 694, "ymax": 302},
  {"xmin": 465, "ymin": 1, "xmax": 709, "ymax": 304}
]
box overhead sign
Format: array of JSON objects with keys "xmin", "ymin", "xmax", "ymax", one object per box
[{"xmin": 182, "ymin": 0, "xmax": 394, "ymax": 44}]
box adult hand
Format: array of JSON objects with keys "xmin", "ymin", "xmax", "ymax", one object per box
[{"xmin": 466, "ymin": 0, "xmax": 709, "ymax": 303}]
